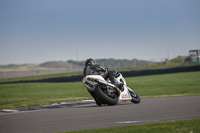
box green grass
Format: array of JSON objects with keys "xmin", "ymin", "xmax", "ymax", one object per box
[
  {"xmin": 0, "ymin": 71, "xmax": 200, "ymax": 110},
  {"xmin": 126, "ymin": 71, "xmax": 200, "ymax": 98},
  {"xmin": 0, "ymin": 64, "xmax": 27, "ymax": 69},
  {"xmin": 0, "ymin": 82, "xmax": 91, "ymax": 109},
  {"xmin": 0, "ymin": 71, "xmax": 82, "ymax": 83},
  {"xmin": 62, "ymin": 118, "xmax": 200, "ymax": 133}
]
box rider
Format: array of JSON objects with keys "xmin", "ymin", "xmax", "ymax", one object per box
[{"xmin": 83, "ymin": 58, "xmax": 124, "ymax": 90}]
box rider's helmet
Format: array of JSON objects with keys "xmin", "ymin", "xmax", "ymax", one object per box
[{"xmin": 85, "ymin": 58, "xmax": 96, "ymax": 66}]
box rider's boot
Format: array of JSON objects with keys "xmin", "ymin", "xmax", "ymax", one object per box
[
  {"xmin": 114, "ymin": 82, "xmax": 124, "ymax": 91},
  {"xmin": 109, "ymin": 74, "xmax": 124, "ymax": 91}
]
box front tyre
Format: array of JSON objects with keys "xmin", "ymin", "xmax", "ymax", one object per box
[
  {"xmin": 129, "ymin": 91, "xmax": 140, "ymax": 104},
  {"xmin": 94, "ymin": 85, "xmax": 119, "ymax": 105}
]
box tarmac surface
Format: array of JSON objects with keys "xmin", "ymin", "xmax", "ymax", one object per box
[{"xmin": 0, "ymin": 96, "xmax": 200, "ymax": 133}]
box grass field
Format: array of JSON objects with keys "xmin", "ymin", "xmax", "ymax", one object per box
[
  {"xmin": 0, "ymin": 71, "xmax": 82, "ymax": 83},
  {"xmin": 62, "ymin": 118, "xmax": 200, "ymax": 133},
  {"xmin": 0, "ymin": 71, "xmax": 200, "ymax": 110},
  {"xmin": 126, "ymin": 71, "xmax": 200, "ymax": 98}
]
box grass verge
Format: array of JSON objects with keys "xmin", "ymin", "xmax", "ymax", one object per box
[
  {"xmin": 61, "ymin": 118, "xmax": 200, "ymax": 133},
  {"xmin": 0, "ymin": 71, "xmax": 200, "ymax": 110},
  {"xmin": 0, "ymin": 82, "xmax": 91, "ymax": 109},
  {"xmin": 126, "ymin": 71, "xmax": 200, "ymax": 98},
  {"xmin": 0, "ymin": 71, "xmax": 82, "ymax": 83}
]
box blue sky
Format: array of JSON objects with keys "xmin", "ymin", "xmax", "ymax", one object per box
[{"xmin": 0, "ymin": 0, "xmax": 200, "ymax": 65}]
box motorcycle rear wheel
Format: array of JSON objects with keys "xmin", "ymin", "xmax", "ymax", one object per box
[{"xmin": 94, "ymin": 85, "xmax": 119, "ymax": 105}]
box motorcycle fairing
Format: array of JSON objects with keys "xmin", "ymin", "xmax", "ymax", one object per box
[
  {"xmin": 119, "ymin": 85, "xmax": 132, "ymax": 101},
  {"xmin": 82, "ymin": 75, "xmax": 104, "ymax": 91}
]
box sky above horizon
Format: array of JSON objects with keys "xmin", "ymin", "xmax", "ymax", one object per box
[{"xmin": 0, "ymin": 0, "xmax": 200, "ymax": 65}]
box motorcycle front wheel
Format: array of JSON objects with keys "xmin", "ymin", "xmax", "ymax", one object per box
[
  {"xmin": 130, "ymin": 91, "xmax": 140, "ymax": 104},
  {"xmin": 94, "ymin": 85, "xmax": 119, "ymax": 105}
]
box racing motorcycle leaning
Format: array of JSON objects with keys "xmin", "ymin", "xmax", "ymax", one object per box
[{"xmin": 82, "ymin": 69, "xmax": 140, "ymax": 106}]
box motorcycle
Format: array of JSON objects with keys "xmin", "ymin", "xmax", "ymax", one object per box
[{"xmin": 82, "ymin": 72, "xmax": 140, "ymax": 106}]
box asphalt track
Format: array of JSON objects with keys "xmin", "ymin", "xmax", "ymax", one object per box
[{"xmin": 0, "ymin": 96, "xmax": 200, "ymax": 133}]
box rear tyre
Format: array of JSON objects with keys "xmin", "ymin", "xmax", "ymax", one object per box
[
  {"xmin": 94, "ymin": 85, "xmax": 119, "ymax": 105},
  {"xmin": 95, "ymin": 98, "xmax": 102, "ymax": 106}
]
